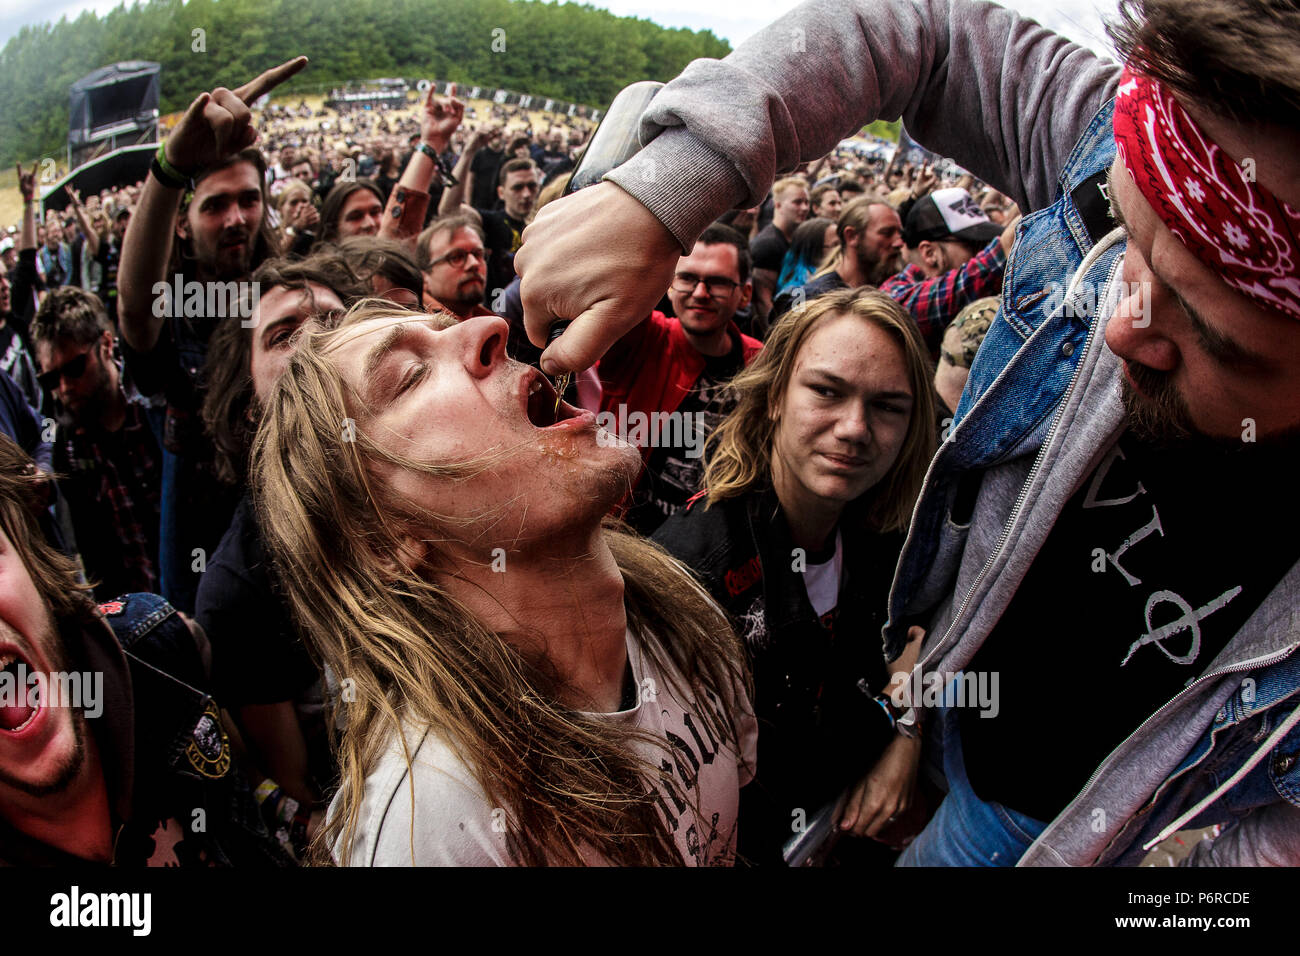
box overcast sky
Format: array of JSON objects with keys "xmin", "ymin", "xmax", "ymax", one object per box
[
  {"xmin": 599, "ymin": 0, "xmax": 1119, "ymax": 54},
  {"xmin": 1, "ymin": 0, "xmax": 1121, "ymax": 60}
]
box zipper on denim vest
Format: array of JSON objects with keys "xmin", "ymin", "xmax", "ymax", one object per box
[
  {"xmin": 914, "ymin": 240, "xmax": 1122, "ymax": 681},
  {"xmin": 1067, "ymin": 641, "xmax": 1300, "ymax": 863}
]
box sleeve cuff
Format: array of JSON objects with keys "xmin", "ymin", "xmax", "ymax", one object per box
[{"xmin": 605, "ymin": 127, "xmax": 752, "ymax": 254}]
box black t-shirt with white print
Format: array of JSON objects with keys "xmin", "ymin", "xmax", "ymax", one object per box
[
  {"xmin": 625, "ymin": 334, "xmax": 745, "ymax": 536},
  {"xmin": 960, "ymin": 431, "xmax": 1299, "ymax": 823}
]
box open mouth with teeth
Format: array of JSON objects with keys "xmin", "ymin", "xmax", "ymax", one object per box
[
  {"xmin": 0, "ymin": 648, "xmax": 38, "ymax": 733},
  {"xmin": 524, "ymin": 369, "xmax": 582, "ymax": 429}
]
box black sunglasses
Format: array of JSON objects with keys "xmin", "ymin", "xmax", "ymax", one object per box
[{"xmin": 38, "ymin": 351, "xmax": 91, "ymax": 392}]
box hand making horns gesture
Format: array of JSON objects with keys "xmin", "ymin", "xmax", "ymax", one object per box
[{"xmin": 164, "ymin": 57, "xmax": 309, "ymax": 175}]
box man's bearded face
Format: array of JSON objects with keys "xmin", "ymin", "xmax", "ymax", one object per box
[
  {"xmin": 1105, "ymin": 154, "xmax": 1300, "ymax": 444},
  {"xmin": 181, "ymin": 161, "xmax": 264, "ymax": 281},
  {"xmin": 422, "ymin": 227, "xmax": 487, "ymax": 317},
  {"xmin": 855, "ymin": 205, "xmax": 905, "ymax": 286}
]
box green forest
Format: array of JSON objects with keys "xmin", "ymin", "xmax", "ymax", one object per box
[{"xmin": 0, "ymin": 0, "xmax": 732, "ymax": 167}]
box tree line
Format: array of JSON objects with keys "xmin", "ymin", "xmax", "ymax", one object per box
[{"xmin": 0, "ymin": 0, "xmax": 732, "ymax": 167}]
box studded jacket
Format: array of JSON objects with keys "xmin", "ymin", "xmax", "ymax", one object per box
[
  {"xmin": 654, "ymin": 485, "xmax": 901, "ymax": 863},
  {"xmin": 0, "ymin": 592, "xmax": 291, "ymax": 866}
]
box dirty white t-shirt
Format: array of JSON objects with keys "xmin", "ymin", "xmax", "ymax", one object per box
[{"xmin": 334, "ymin": 627, "xmax": 757, "ymax": 866}]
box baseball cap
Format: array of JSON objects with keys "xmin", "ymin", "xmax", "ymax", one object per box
[
  {"xmin": 940, "ymin": 296, "xmax": 999, "ymax": 369},
  {"xmin": 904, "ymin": 187, "xmax": 1002, "ymax": 247},
  {"xmin": 0, "ymin": 238, "xmax": 12, "ymax": 254}
]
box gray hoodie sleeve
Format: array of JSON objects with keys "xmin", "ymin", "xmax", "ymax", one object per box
[{"xmin": 607, "ymin": 0, "xmax": 1121, "ymax": 249}]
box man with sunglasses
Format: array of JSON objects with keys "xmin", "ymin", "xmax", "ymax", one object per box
[
  {"xmin": 31, "ymin": 287, "xmax": 160, "ymax": 600},
  {"xmin": 417, "ymin": 215, "xmax": 493, "ymax": 320},
  {"xmin": 599, "ymin": 223, "xmax": 762, "ymax": 535}
]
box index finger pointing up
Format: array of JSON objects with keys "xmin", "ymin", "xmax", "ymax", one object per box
[{"xmin": 233, "ymin": 56, "xmax": 309, "ymax": 105}]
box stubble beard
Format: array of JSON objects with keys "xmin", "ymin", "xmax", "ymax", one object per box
[
  {"xmin": 1121, "ymin": 361, "xmax": 1300, "ymax": 454},
  {"xmin": 1121, "ymin": 361, "xmax": 1196, "ymax": 447},
  {"xmin": 69, "ymin": 364, "xmax": 116, "ymax": 428},
  {"xmin": 452, "ymin": 277, "xmax": 486, "ymax": 313},
  {"xmin": 0, "ymin": 616, "xmax": 88, "ymax": 799},
  {"xmin": 0, "ymin": 716, "xmax": 87, "ymax": 799},
  {"xmin": 197, "ymin": 229, "xmax": 256, "ymax": 283},
  {"xmin": 218, "ymin": 245, "xmax": 255, "ymax": 282}
]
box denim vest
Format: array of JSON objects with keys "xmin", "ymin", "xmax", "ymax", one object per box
[
  {"xmin": 102, "ymin": 592, "xmax": 292, "ymax": 866},
  {"xmin": 882, "ymin": 97, "xmax": 1300, "ymax": 862},
  {"xmin": 883, "ymin": 97, "xmax": 1123, "ymax": 660},
  {"xmin": 1098, "ymin": 649, "xmax": 1300, "ymax": 865}
]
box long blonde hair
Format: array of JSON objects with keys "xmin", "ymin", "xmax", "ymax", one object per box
[
  {"xmin": 275, "ymin": 177, "xmax": 314, "ymax": 216},
  {"xmin": 703, "ymin": 288, "xmax": 936, "ymax": 533},
  {"xmin": 250, "ymin": 302, "xmax": 750, "ymax": 866}
]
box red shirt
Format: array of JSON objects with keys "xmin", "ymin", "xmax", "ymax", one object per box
[{"xmin": 597, "ymin": 311, "xmax": 763, "ymax": 463}]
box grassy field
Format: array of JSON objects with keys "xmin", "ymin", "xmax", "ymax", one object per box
[{"xmin": 0, "ymin": 167, "xmax": 24, "ymax": 230}]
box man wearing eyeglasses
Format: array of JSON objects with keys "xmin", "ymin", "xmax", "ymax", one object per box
[
  {"xmin": 31, "ymin": 287, "xmax": 161, "ymax": 600},
  {"xmin": 436, "ymin": 156, "xmax": 540, "ymax": 304},
  {"xmin": 417, "ymin": 215, "xmax": 493, "ymax": 320},
  {"xmin": 598, "ymin": 223, "xmax": 763, "ymax": 536}
]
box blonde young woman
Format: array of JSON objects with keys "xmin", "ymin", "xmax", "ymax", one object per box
[
  {"xmin": 276, "ymin": 178, "xmax": 320, "ymax": 258},
  {"xmin": 251, "ymin": 303, "xmax": 756, "ymax": 866},
  {"xmin": 654, "ymin": 288, "xmax": 936, "ymax": 866}
]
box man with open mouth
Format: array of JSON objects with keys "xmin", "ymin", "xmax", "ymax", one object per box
[
  {"xmin": 0, "ymin": 434, "xmax": 291, "ymax": 866},
  {"xmin": 250, "ymin": 305, "xmax": 758, "ymax": 865}
]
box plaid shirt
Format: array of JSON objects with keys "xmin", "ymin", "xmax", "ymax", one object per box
[
  {"xmin": 880, "ymin": 236, "xmax": 1007, "ymax": 351},
  {"xmin": 56, "ymin": 396, "xmax": 162, "ymax": 599}
]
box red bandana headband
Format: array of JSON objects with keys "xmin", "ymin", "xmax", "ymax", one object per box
[{"xmin": 1112, "ymin": 68, "xmax": 1300, "ymax": 320}]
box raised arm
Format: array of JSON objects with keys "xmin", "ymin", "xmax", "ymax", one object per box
[
  {"xmin": 379, "ymin": 88, "xmax": 463, "ymax": 245},
  {"xmin": 614, "ymin": 0, "xmax": 1118, "ymax": 241},
  {"xmin": 518, "ymin": 0, "xmax": 1120, "ymax": 374},
  {"xmin": 117, "ymin": 57, "xmax": 307, "ymax": 353},
  {"xmin": 437, "ymin": 128, "xmax": 491, "ymax": 216},
  {"xmin": 116, "ymin": 161, "xmax": 184, "ymax": 352},
  {"xmin": 9, "ymin": 166, "xmax": 41, "ymax": 324},
  {"xmin": 64, "ymin": 187, "xmax": 99, "ymax": 259},
  {"xmin": 16, "ymin": 165, "xmax": 37, "ymax": 253}
]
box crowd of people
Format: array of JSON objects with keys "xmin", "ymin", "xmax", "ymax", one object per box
[{"xmin": 0, "ymin": 0, "xmax": 1296, "ymax": 870}]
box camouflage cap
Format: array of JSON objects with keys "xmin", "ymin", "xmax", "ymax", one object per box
[{"xmin": 940, "ymin": 296, "xmax": 998, "ymax": 369}]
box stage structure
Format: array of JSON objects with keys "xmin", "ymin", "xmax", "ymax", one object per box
[
  {"xmin": 68, "ymin": 61, "xmax": 161, "ymax": 170},
  {"xmin": 325, "ymin": 78, "xmax": 410, "ymax": 111},
  {"xmin": 39, "ymin": 144, "xmax": 156, "ymax": 218}
]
